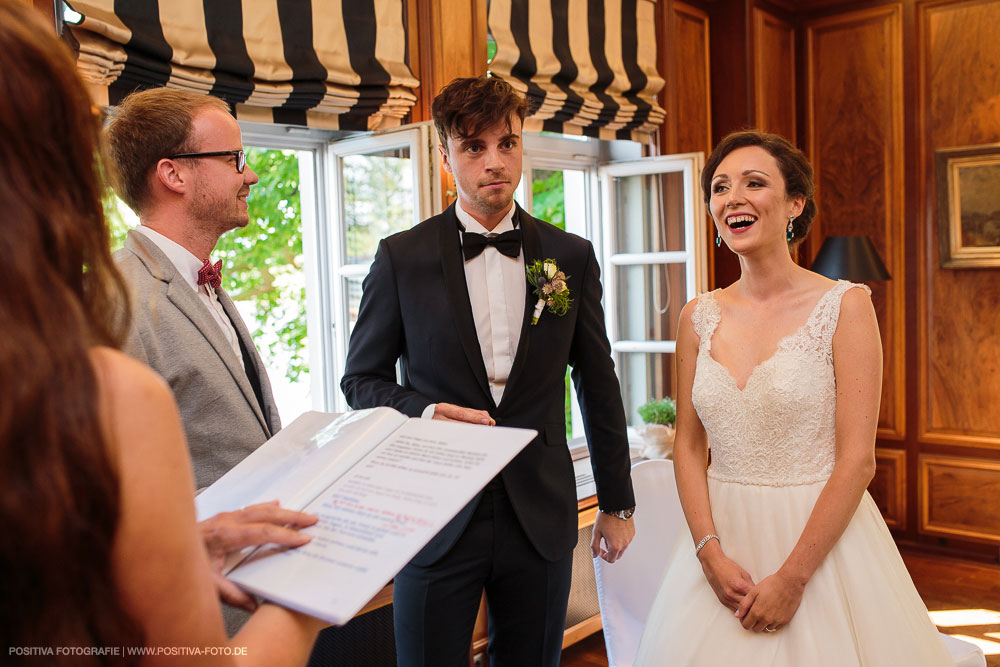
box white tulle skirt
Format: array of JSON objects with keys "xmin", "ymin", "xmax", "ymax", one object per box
[{"xmin": 634, "ymin": 478, "xmax": 952, "ymax": 666}]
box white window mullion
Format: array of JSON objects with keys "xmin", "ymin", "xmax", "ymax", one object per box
[
  {"xmin": 612, "ymin": 340, "xmax": 677, "ymax": 354},
  {"xmin": 609, "ymin": 251, "xmax": 690, "ymax": 266}
]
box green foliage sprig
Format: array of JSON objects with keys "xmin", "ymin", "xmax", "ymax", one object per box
[{"xmin": 638, "ymin": 397, "xmax": 676, "ymax": 426}]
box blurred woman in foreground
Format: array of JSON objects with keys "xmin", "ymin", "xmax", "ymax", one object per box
[{"xmin": 0, "ymin": 2, "xmax": 324, "ymax": 663}]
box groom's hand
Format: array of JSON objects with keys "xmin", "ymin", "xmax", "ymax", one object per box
[
  {"xmin": 432, "ymin": 402, "xmax": 495, "ymax": 425},
  {"xmin": 591, "ymin": 512, "xmax": 635, "ymax": 563}
]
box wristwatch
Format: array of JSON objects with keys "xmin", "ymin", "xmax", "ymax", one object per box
[{"xmin": 599, "ymin": 506, "xmax": 636, "ymax": 520}]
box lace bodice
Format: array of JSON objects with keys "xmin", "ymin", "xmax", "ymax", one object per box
[{"xmin": 691, "ymin": 281, "xmax": 870, "ymax": 486}]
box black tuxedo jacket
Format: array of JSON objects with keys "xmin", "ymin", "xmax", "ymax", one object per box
[{"xmin": 341, "ymin": 203, "xmax": 634, "ymax": 565}]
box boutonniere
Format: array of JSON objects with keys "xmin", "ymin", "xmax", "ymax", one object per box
[{"xmin": 526, "ymin": 258, "xmax": 572, "ymax": 325}]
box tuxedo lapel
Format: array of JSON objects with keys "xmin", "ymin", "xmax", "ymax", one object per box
[
  {"xmin": 498, "ymin": 205, "xmax": 541, "ymax": 412},
  {"xmin": 438, "ymin": 207, "xmax": 494, "ymax": 406}
]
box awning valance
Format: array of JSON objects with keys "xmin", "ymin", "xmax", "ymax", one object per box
[
  {"xmin": 67, "ymin": 0, "xmax": 418, "ymax": 130},
  {"xmin": 488, "ymin": 0, "xmax": 666, "ymax": 143}
]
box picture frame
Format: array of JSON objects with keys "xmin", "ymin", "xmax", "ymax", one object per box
[{"xmin": 935, "ymin": 143, "xmax": 1000, "ymax": 268}]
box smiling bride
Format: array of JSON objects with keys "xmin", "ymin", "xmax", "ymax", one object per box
[{"xmin": 634, "ymin": 131, "xmax": 951, "ymax": 666}]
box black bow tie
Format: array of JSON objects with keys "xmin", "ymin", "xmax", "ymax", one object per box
[{"xmin": 461, "ymin": 229, "xmax": 522, "ymax": 260}]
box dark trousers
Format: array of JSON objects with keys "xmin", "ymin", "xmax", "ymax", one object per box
[{"xmin": 392, "ymin": 482, "xmax": 574, "ymax": 667}]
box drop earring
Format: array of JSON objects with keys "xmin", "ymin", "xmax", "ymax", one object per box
[
  {"xmin": 786, "ymin": 215, "xmax": 795, "ymax": 242},
  {"xmin": 715, "ymin": 232, "xmax": 722, "ymax": 248}
]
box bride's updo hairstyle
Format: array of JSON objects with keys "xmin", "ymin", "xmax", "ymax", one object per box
[{"xmin": 701, "ymin": 130, "xmax": 817, "ymax": 245}]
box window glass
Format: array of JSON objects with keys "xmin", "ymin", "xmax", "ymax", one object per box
[
  {"xmin": 219, "ymin": 148, "xmax": 311, "ymax": 423},
  {"xmin": 614, "ymin": 263, "xmax": 687, "ymax": 342},
  {"xmin": 343, "ymin": 147, "xmax": 414, "ymax": 265},
  {"xmin": 613, "ymin": 171, "xmax": 687, "ymax": 254},
  {"xmin": 619, "ymin": 352, "xmax": 677, "ymax": 425}
]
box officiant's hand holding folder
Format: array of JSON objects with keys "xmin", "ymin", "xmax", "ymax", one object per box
[{"xmin": 195, "ymin": 407, "xmax": 536, "ymax": 625}]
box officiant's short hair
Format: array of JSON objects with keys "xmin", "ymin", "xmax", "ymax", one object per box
[
  {"xmin": 432, "ymin": 76, "xmax": 527, "ymax": 151},
  {"xmin": 104, "ymin": 89, "xmax": 231, "ymax": 216}
]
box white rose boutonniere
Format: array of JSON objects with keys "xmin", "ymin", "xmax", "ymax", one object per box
[{"xmin": 526, "ymin": 258, "xmax": 572, "ymax": 325}]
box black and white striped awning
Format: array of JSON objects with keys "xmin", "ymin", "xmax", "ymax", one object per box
[
  {"xmin": 67, "ymin": 0, "xmax": 418, "ymax": 130},
  {"xmin": 488, "ymin": 0, "xmax": 665, "ymax": 143}
]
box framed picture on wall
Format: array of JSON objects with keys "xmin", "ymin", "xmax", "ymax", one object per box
[{"xmin": 936, "ymin": 143, "xmax": 1000, "ymax": 268}]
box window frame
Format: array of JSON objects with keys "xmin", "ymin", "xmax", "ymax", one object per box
[
  {"xmin": 238, "ymin": 122, "xmax": 341, "ymax": 413},
  {"xmin": 327, "ymin": 123, "xmax": 441, "ymax": 411}
]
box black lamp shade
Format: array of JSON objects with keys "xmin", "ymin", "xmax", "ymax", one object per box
[{"xmin": 810, "ymin": 236, "xmax": 891, "ymax": 282}]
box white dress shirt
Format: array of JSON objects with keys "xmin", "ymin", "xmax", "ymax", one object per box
[
  {"xmin": 421, "ymin": 202, "xmax": 526, "ymax": 418},
  {"xmin": 133, "ymin": 225, "xmax": 245, "ymax": 370}
]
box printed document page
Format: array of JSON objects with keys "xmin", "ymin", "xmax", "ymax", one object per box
[
  {"xmin": 226, "ymin": 417, "xmax": 536, "ymax": 625},
  {"xmin": 195, "ymin": 408, "xmax": 407, "ymax": 521}
]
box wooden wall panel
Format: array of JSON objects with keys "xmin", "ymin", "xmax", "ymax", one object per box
[
  {"xmin": 920, "ymin": 454, "xmax": 1000, "ymax": 544},
  {"xmin": 752, "ymin": 8, "xmax": 795, "ymax": 140},
  {"xmin": 918, "ymin": 0, "xmax": 1000, "ymax": 449},
  {"xmin": 409, "ymin": 0, "xmax": 487, "ymax": 124},
  {"xmin": 871, "ymin": 448, "xmax": 907, "ymax": 529},
  {"xmin": 673, "ymin": 2, "xmax": 712, "ymax": 157},
  {"xmin": 804, "ymin": 5, "xmax": 906, "ymax": 440}
]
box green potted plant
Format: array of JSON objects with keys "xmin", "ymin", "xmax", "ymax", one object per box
[{"xmin": 637, "ymin": 397, "xmax": 676, "ymax": 459}]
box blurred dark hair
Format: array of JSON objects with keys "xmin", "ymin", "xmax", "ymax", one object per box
[
  {"xmin": 0, "ymin": 1, "xmax": 140, "ymax": 662},
  {"xmin": 431, "ymin": 76, "xmax": 527, "ymax": 150},
  {"xmin": 702, "ymin": 130, "xmax": 817, "ymax": 244}
]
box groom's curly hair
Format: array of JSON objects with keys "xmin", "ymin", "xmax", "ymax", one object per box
[{"xmin": 432, "ymin": 76, "xmax": 527, "ymax": 151}]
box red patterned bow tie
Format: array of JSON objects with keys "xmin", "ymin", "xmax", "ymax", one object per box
[{"xmin": 197, "ymin": 258, "xmax": 222, "ymax": 289}]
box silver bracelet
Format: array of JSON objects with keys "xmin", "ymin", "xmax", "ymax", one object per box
[{"xmin": 694, "ymin": 533, "xmax": 720, "ymax": 556}]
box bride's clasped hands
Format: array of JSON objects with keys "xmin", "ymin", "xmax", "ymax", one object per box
[
  {"xmin": 696, "ymin": 539, "xmax": 754, "ymax": 613},
  {"xmin": 733, "ymin": 568, "xmax": 806, "ymax": 634},
  {"xmin": 698, "ymin": 538, "xmax": 806, "ymax": 634}
]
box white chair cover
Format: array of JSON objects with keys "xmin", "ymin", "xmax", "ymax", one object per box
[
  {"xmin": 593, "ymin": 459, "xmax": 686, "ymax": 667},
  {"xmin": 941, "ymin": 633, "xmax": 987, "ymax": 667}
]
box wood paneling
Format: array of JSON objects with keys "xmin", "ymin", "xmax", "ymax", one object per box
[
  {"xmin": 918, "ymin": 0, "xmax": 1000, "ymax": 449},
  {"xmin": 752, "ymin": 8, "xmax": 796, "ymax": 139},
  {"xmin": 674, "ymin": 2, "xmax": 712, "ymax": 157},
  {"xmin": 804, "ymin": 5, "xmax": 906, "ymax": 440},
  {"xmin": 920, "ymin": 454, "xmax": 1000, "ymax": 544},
  {"xmin": 408, "ymin": 0, "xmax": 487, "ymax": 124},
  {"xmin": 871, "ymin": 447, "xmax": 906, "ymax": 529},
  {"xmin": 407, "ymin": 0, "xmax": 487, "ymax": 209}
]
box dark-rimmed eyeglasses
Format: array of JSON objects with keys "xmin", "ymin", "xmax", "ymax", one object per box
[{"xmin": 167, "ymin": 149, "xmax": 246, "ymax": 173}]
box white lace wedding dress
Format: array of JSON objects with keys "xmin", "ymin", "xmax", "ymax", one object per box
[{"xmin": 634, "ymin": 281, "xmax": 951, "ymax": 666}]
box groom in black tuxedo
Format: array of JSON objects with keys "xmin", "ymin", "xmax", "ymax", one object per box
[{"xmin": 341, "ymin": 76, "xmax": 635, "ymax": 667}]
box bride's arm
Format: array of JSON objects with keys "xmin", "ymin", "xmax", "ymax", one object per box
[
  {"xmin": 96, "ymin": 348, "xmax": 326, "ymax": 665},
  {"xmin": 736, "ymin": 287, "xmax": 881, "ymax": 632},
  {"xmin": 673, "ymin": 300, "xmax": 755, "ymax": 612}
]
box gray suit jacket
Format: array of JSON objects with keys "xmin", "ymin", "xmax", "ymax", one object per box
[{"xmin": 114, "ymin": 229, "xmax": 281, "ymax": 489}]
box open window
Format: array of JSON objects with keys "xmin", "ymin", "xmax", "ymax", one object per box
[
  {"xmin": 235, "ymin": 120, "xmax": 705, "ymax": 431},
  {"xmin": 327, "ymin": 123, "xmax": 441, "ymax": 411},
  {"xmin": 599, "ymin": 154, "xmax": 708, "ymax": 425}
]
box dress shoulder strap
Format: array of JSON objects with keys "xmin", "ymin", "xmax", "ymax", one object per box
[
  {"xmin": 691, "ymin": 290, "xmax": 721, "ymax": 346},
  {"xmin": 805, "ymin": 280, "xmax": 872, "ymax": 351}
]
